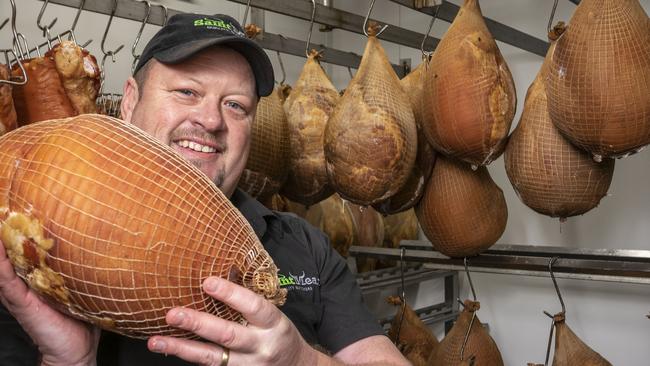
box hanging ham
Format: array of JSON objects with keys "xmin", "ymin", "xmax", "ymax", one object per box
[
  {"xmin": 505, "ymin": 43, "xmax": 615, "ymax": 220},
  {"xmin": 550, "ymin": 312, "xmax": 612, "ymax": 366},
  {"xmin": 422, "ymin": 0, "xmax": 516, "ymax": 166},
  {"xmin": 387, "ymin": 295, "xmax": 439, "ymax": 366},
  {"xmin": 373, "ymin": 62, "xmax": 436, "ymax": 215},
  {"xmin": 545, "ymin": 0, "xmax": 650, "ymax": 160},
  {"xmin": 415, "ymin": 155, "xmax": 507, "ymax": 258},
  {"xmin": 428, "ymin": 300, "xmax": 504, "ymax": 365},
  {"xmin": 325, "ymin": 24, "xmax": 417, "ymax": 206},
  {"xmin": 281, "ymin": 50, "xmax": 338, "ymax": 206},
  {"xmin": 238, "ymin": 84, "xmax": 291, "ymax": 202}
]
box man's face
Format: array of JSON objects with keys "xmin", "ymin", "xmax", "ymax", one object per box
[{"xmin": 121, "ymin": 47, "xmax": 257, "ymax": 197}]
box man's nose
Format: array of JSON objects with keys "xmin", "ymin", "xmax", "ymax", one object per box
[{"xmin": 192, "ymin": 100, "xmax": 226, "ymax": 132}]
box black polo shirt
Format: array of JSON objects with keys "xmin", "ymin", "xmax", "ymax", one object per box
[{"xmin": 0, "ymin": 189, "xmax": 383, "ymax": 365}]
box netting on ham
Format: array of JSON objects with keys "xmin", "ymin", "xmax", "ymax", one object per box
[{"xmin": 0, "ymin": 114, "xmax": 285, "ymax": 339}]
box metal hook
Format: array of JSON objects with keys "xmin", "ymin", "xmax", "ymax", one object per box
[
  {"xmin": 459, "ymin": 257, "xmax": 478, "ymax": 362},
  {"xmin": 9, "ymin": 0, "xmax": 26, "ymax": 59},
  {"xmin": 464, "ymin": 257, "xmax": 477, "ymax": 301},
  {"xmin": 305, "ymin": 0, "xmax": 317, "ymax": 57},
  {"xmin": 101, "ymin": 0, "xmax": 125, "ymax": 62},
  {"xmin": 347, "ymin": 66, "xmax": 354, "ymax": 80},
  {"xmin": 37, "ymin": 0, "xmax": 58, "ymax": 39},
  {"xmin": 420, "ymin": 5, "xmax": 440, "ymax": 59},
  {"xmin": 393, "ymin": 247, "xmax": 408, "ymax": 346},
  {"xmin": 547, "ymin": 0, "xmax": 559, "ymax": 36},
  {"xmin": 131, "ymin": 0, "xmax": 151, "ymax": 74},
  {"xmin": 0, "ymin": 18, "xmax": 8, "ymax": 31},
  {"xmin": 68, "ymin": 0, "xmax": 92, "ymax": 47},
  {"xmin": 0, "ymin": 49, "xmax": 27, "ymax": 85},
  {"xmin": 242, "ymin": 0, "xmax": 253, "ymax": 26},
  {"xmin": 541, "ymin": 312, "xmax": 555, "ymax": 366},
  {"xmin": 158, "ymin": 3, "xmax": 169, "ymax": 27},
  {"xmin": 275, "ymin": 50, "xmax": 286, "ymax": 85},
  {"xmin": 363, "ymin": 0, "xmax": 389, "ymax": 38},
  {"xmin": 548, "ymin": 257, "xmax": 566, "ymax": 315}
]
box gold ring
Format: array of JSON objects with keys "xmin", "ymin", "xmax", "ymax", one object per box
[{"xmin": 220, "ymin": 347, "xmax": 230, "ymax": 366}]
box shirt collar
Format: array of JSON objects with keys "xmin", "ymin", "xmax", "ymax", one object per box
[{"xmin": 230, "ymin": 188, "xmax": 276, "ymax": 238}]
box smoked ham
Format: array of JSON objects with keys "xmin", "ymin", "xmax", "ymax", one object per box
[
  {"xmin": 545, "ymin": 0, "xmax": 650, "ymax": 160},
  {"xmin": 47, "ymin": 41, "xmax": 100, "ymax": 115},
  {"xmin": 550, "ymin": 313, "xmax": 612, "ymax": 366},
  {"xmin": 428, "ymin": 300, "xmax": 504, "ymax": 365},
  {"xmin": 387, "ymin": 295, "xmax": 439, "ymax": 366},
  {"xmin": 238, "ymin": 84, "xmax": 290, "ymax": 202},
  {"xmin": 373, "ymin": 62, "xmax": 436, "ymax": 215},
  {"xmin": 0, "ymin": 64, "xmax": 17, "ymax": 135},
  {"xmin": 325, "ymin": 24, "xmax": 417, "ymax": 206},
  {"xmin": 0, "ymin": 114, "xmax": 285, "ymax": 339},
  {"xmin": 281, "ymin": 50, "xmax": 338, "ymax": 206},
  {"xmin": 422, "ymin": 0, "xmax": 516, "ymax": 166},
  {"xmin": 415, "ymin": 155, "xmax": 507, "ymax": 258},
  {"xmin": 505, "ymin": 43, "xmax": 615, "ymax": 219},
  {"xmin": 12, "ymin": 57, "xmax": 76, "ymax": 125}
]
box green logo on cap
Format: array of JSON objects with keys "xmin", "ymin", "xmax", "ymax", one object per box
[{"xmin": 194, "ymin": 18, "xmax": 238, "ymax": 32}]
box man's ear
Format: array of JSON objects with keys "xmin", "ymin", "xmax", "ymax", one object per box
[{"xmin": 120, "ymin": 77, "xmax": 140, "ymax": 123}]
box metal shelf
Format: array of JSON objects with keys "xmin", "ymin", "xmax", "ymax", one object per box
[
  {"xmin": 355, "ymin": 264, "xmax": 460, "ymax": 331},
  {"xmin": 349, "ymin": 241, "xmax": 650, "ymax": 285}
]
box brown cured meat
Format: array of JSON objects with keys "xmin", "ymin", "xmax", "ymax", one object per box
[
  {"xmin": 47, "ymin": 41, "xmax": 100, "ymax": 115},
  {"xmin": 422, "ymin": 0, "xmax": 516, "ymax": 166},
  {"xmin": 387, "ymin": 296, "xmax": 439, "ymax": 366},
  {"xmin": 325, "ymin": 25, "xmax": 417, "ymax": 206},
  {"xmin": 415, "ymin": 155, "xmax": 507, "ymax": 258},
  {"xmin": 12, "ymin": 57, "xmax": 76, "ymax": 125},
  {"xmin": 281, "ymin": 50, "xmax": 338, "ymax": 206},
  {"xmin": 545, "ymin": 0, "xmax": 650, "ymax": 159},
  {"xmin": 238, "ymin": 84, "xmax": 291, "ymax": 202},
  {"xmin": 304, "ymin": 193, "xmax": 355, "ymax": 258},
  {"xmin": 348, "ymin": 203, "xmax": 384, "ymax": 272},
  {"xmin": 0, "ymin": 114, "xmax": 285, "ymax": 339},
  {"xmin": 383, "ymin": 209, "xmax": 419, "ymax": 249},
  {"xmin": 428, "ymin": 300, "xmax": 503, "ymax": 366},
  {"xmin": 551, "ymin": 313, "xmax": 612, "ymax": 366},
  {"xmin": 505, "ymin": 43, "xmax": 615, "ymax": 219},
  {"xmin": 0, "ymin": 64, "xmax": 17, "ymax": 135},
  {"xmin": 373, "ymin": 62, "xmax": 436, "ymax": 215}
]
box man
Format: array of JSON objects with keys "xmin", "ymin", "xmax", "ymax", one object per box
[{"xmin": 0, "ymin": 13, "xmax": 409, "ymax": 366}]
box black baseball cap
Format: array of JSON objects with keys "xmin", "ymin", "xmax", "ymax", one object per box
[{"xmin": 134, "ymin": 13, "xmax": 274, "ymax": 97}]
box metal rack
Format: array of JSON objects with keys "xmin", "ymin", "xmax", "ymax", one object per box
[
  {"xmin": 354, "ymin": 264, "xmax": 459, "ymax": 332},
  {"xmin": 349, "ymin": 241, "xmax": 650, "ymax": 285},
  {"xmin": 38, "ymin": 0, "xmax": 554, "ymax": 75}
]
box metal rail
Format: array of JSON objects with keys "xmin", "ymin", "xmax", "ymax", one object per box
[
  {"xmin": 225, "ymin": 0, "xmax": 440, "ymax": 51},
  {"xmin": 388, "ymin": 0, "xmax": 550, "ymax": 57},
  {"xmin": 37, "ymin": 0, "xmax": 407, "ymax": 76},
  {"xmin": 349, "ymin": 241, "xmax": 650, "ymax": 285}
]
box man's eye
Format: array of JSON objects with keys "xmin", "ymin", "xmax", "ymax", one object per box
[
  {"xmin": 176, "ymin": 89, "xmax": 194, "ymax": 96},
  {"xmin": 226, "ymin": 101, "xmax": 244, "ymax": 111}
]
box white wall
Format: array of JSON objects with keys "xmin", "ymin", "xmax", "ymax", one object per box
[{"xmin": 2, "ymin": 0, "xmax": 649, "ymax": 364}]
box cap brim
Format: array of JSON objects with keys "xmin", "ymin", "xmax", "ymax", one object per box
[{"xmin": 154, "ymin": 37, "xmax": 274, "ymax": 97}]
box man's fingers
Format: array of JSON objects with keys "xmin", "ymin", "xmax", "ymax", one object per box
[
  {"xmin": 148, "ymin": 335, "xmax": 232, "ymax": 366},
  {"xmin": 165, "ymin": 307, "xmax": 254, "ymax": 352},
  {"xmin": 203, "ymin": 276, "xmax": 281, "ymax": 328}
]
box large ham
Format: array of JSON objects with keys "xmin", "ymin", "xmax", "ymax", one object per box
[
  {"xmin": 0, "ymin": 114, "xmax": 285, "ymax": 339},
  {"xmin": 545, "ymin": 0, "xmax": 650, "ymax": 160},
  {"xmin": 505, "ymin": 43, "xmax": 615, "ymax": 220},
  {"xmin": 281, "ymin": 50, "xmax": 338, "ymax": 206},
  {"xmin": 325, "ymin": 24, "xmax": 417, "ymax": 206},
  {"xmin": 422, "ymin": 0, "xmax": 516, "ymax": 166},
  {"xmin": 0, "ymin": 64, "xmax": 17, "ymax": 135}
]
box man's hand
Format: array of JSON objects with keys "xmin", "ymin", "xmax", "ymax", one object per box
[
  {"xmin": 147, "ymin": 276, "xmax": 322, "ymax": 366},
  {"xmin": 0, "ymin": 240, "xmax": 100, "ymax": 366}
]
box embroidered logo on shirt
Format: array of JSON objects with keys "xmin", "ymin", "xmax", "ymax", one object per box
[{"xmin": 278, "ymin": 271, "xmax": 320, "ymax": 292}]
